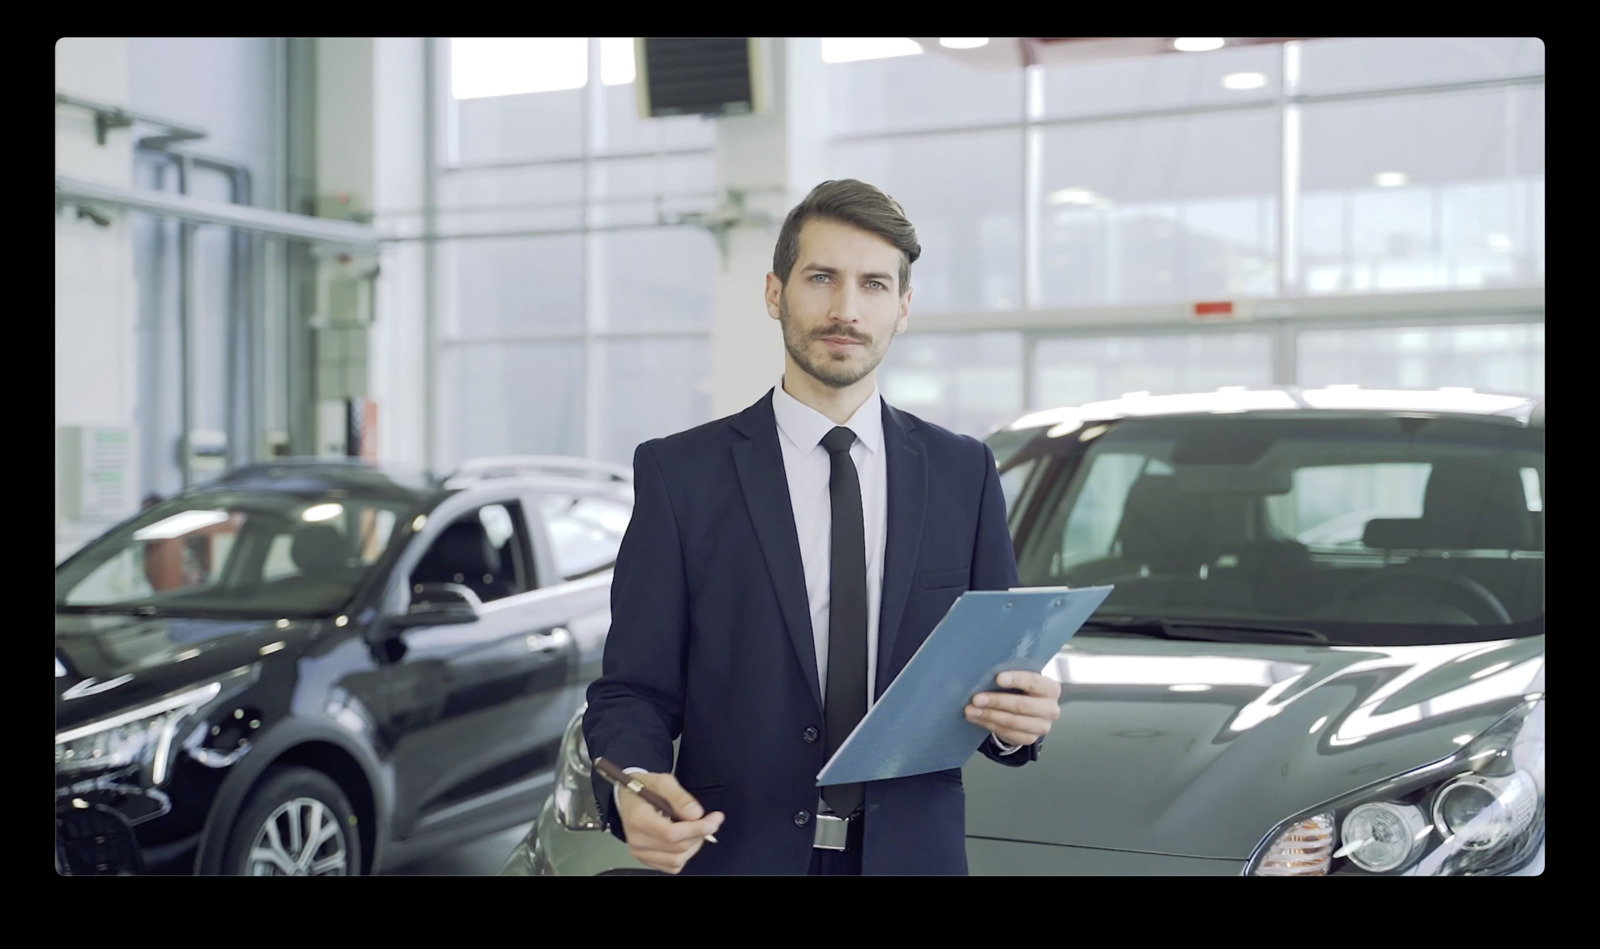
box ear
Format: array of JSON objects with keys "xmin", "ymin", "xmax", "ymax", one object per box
[
  {"xmin": 764, "ymin": 272, "xmax": 784, "ymax": 320},
  {"xmin": 894, "ymin": 285, "xmax": 912, "ymax": 335}
]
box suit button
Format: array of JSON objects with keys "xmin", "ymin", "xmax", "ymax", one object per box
[
  {"xmin": 794, "ymin": 810, "xmax": 812, "ymax": 827},
  {"xmin": 802, "ymin": 726, "xmax": 819, "ymax": 743}
]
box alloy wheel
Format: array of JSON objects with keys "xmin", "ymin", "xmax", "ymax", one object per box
[{"xmin": 245, "ymin": 796, "xmax": 349, "ymax": 875}]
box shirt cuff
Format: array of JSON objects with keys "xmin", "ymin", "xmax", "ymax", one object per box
[
  {"xmin": 990, "ymin": 733, "xmax": 1023, "ymax": 755},
  {"xmin": 613, "ymin": 766, "xmax": 648, "ymax": 806}
]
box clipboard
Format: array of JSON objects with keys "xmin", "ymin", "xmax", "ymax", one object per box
[{"xmin": 816, "ymin": 584, "xmax": 1113, "ymax": 787}]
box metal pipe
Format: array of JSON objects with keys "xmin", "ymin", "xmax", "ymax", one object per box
[
  {"xmin": 55, "ymin": 175, "xmax": 378, "ymax": 248},
  {"xmin": 176, "ymin": 156, "xmax": 193, "ymax": 489}
]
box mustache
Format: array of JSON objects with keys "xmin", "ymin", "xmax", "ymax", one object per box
[{"xmin": 812, "ymin": 327, "xmax": 871, "ymax": 344}]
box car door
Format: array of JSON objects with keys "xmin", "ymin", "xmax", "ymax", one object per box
[
  {"xmin": 522, "ymin": 486, "xmax": 628, "ymax": 719},
  {"xmin": 378, "ymin": 492, "xmax": 578, "ymax": 841}
]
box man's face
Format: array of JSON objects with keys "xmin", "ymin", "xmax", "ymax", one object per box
[{"xmin": 767, "ymin": 217, "xmax": 911, "ymax": 390}]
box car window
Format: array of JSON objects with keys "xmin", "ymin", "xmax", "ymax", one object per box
[
  {"xmin": 57, "ymin": 494, "xmax": 413, "ymax": 618},
  {"xmin": 1006, "ymin": 414, "xmax": 1543, "ymax": 644},
  {"xmin": 538, "ymin": 494, "xmax": 629, "ymax": 580},
  {"xmin": 409, "ymin": 501, "xmax": 531, "ymax": 603}
]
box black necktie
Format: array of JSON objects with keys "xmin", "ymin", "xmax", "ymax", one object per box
[{"xmin": 820, "ymin": 426, "xmax": 866, "ymax": 818}]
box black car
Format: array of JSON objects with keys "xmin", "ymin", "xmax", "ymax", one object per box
[{"xmin": 54, "ymin": 455, "xmax": 633, "ymax": 875}]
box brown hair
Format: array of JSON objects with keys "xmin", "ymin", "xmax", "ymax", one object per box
[{"xmin": 772, "ymin": 179, "xmax": 921, "ymax": 294}]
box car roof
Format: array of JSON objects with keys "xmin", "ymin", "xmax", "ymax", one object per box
[
  {"xmin": 1002, "ymin": 385, "xmax": 1544, "ymax": 434},
  {"xmin": 197, "ymin": 456, "xmax": 633, "ymax": 507}
]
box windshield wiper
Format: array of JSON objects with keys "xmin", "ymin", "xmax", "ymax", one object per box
[
  {"xmin": 1078, "ymin": 615, "xmax": 1330, "ymax": 644},
  {"xmin": 57, "ymin": 604, "xmax": 162, "ymax": 616}
]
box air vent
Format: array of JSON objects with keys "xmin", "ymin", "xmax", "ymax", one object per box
[{"xmin": 637, "ymin": 38, "xmax": 765, "ymax": 118}]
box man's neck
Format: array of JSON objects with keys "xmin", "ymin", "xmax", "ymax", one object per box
[{"xmin": 781, "ymin": 363, "xmax": 875, "ymax": 426}]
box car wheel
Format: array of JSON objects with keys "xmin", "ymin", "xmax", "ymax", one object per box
[{"xmin": 222, "ymin": 766, "xmax": 362, "ymax": 876}]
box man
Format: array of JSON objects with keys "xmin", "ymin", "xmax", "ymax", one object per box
[{"xmin": 583, "ymin": 179, "xmax": 1060, "ymax": 875}]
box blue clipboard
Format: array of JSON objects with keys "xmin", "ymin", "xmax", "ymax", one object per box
[{"xmin": 817, "ymin": 584, "xmax": 1113, "ymax": 787}]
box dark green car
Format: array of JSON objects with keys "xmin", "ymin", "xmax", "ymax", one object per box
[{"xmin": 504, "ymin": 386, "xmax": 1544, "ymax": 876}]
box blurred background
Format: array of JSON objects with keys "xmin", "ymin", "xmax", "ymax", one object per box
[{"xmin": 56, "ymin": 34, "xmax": 1543, "ymax": 557}]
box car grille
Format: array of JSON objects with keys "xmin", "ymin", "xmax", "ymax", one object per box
[{"xmin": 57, "ymin": 803, "xmax": 143, "ymax": 875}]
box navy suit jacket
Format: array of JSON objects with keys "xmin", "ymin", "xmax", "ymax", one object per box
[{"xmin": 583, "ymin": 389, "xmax": 1033, "ymax": 875}]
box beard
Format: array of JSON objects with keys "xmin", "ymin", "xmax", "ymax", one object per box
[{"xmin": 777, "ymin": 291, "xmax": 891, "ymax": 390}]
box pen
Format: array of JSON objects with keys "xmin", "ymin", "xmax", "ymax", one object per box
[{"xmin": 593, "ymin": 757, "xmax": 718, "ymax": 844}]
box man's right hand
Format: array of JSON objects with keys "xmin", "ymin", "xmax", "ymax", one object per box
[{"xmin": 615, "ymin": 772, "xmax": 724, "ymax": 874}]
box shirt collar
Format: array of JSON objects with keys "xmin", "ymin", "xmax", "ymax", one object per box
[{"xmin": 772, "ymin": 376, "xmax": 884, "ymax": 456}]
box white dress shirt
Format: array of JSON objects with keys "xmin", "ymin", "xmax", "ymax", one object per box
[{"xmin": 771, "ymin": 378, "xmax": 888, "ymax": 710}]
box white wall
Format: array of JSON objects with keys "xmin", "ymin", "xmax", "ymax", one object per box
[{"xmin": 56, "ymin": 38, "xmax": 138, "ymax": 562}]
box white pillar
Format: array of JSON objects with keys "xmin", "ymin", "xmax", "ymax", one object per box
[
  {"xmin": 55, "ymin": 38, "xmax": 139, "ymax": 561},
  {"xmin": 709, "ymin": 38, "xmax": 830, "ymax": 418},
  {"xmin": 371, "ymin": 38, "xmax": 430, "ymax": 472}
]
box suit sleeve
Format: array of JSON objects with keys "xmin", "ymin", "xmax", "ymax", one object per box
[
  {"xmin": 967, "ymin": 440, "xmax": 1042, "ymax": 768},
  {"xmin": 582, "ymin": 441, "xmax": 690, "ymax": 840}
]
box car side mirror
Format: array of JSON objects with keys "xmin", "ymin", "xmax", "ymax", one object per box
[{"xmin": 392, "ymin": 583, "xmax": 482, "ymax": 629}]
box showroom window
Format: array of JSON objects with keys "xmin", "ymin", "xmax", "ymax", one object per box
[{"xmin": 431, "ymin": 38, "xmax": 717, "ymax": 468}]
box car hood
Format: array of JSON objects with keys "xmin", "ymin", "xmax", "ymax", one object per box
[
  {"xmin": 961, "ymin": 632, "xmax": 1546, "ymax": 860},
  {"xmin": 55, "ymin": 611, "xmax": 321, "ymax": 732}
]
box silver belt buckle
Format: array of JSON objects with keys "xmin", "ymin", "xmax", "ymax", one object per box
[{"xmin": 813, "ymin": 813, "xmax": 850, "ymax": 851}]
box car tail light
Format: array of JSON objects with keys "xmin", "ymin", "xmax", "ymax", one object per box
[{"xmin": 1253, "ymin": 813, "xmax": 1334, "ymax": 875}]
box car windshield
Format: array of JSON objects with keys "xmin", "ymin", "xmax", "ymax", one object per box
[
  {"xmin": 999, "ymin": 413, "xmax": 1543, "ymax": 645},
  {"xmin": 55, "ymin": 491, "xmax": 416, "ymax": 618}
]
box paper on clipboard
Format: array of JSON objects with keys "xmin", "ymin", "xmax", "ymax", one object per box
[{"xmin": 816, "ymin": 584, "xmax": 1113, "ymax": 787}]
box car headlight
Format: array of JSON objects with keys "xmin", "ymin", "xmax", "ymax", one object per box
[
  {"xmin": 1247, "ymin": 694, "xmax": 1544, "ymax": 876},
  {"xmin": 56, "ymin": 680, "xmax": 225, "ymax": 786},
  {"xmin": 551, "ymin": 705, "xmax": 605, "ymax": 831}
]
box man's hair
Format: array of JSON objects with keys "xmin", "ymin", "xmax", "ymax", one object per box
[{"xmin": 772, "ymin": 179, "xmax": 921, "ymax": 294}]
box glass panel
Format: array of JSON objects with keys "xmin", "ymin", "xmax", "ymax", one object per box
[
  {"xmin": 596, "ymin": 336, "xmax": 712, "ymax": 464},
  {"xmin": 436, "ymin": 164, "xmax": 585, "ymax": 235},
  {"xmin": 437, "ymin": 341, "xmax": 585, "ymax": 469},
  {"xmin": 410, "ymin": 502, "xmax": 529, "ymax": 602},
  {"xmin": 1031, "ymin": 333, "xmax": 1274, "ymax": 409},
  {"xmin": 1034, "ymin": 109, "xmax": 1279, "ymax": 307},
  {"xmin": 1297, "ymin": 37, "xmax": 1544, "ymax": 97},
  {"xmin": 828, "ymin": 129, "xmax": 1023, "ymax": 314},
  {"xmin": 827, "ymin": 49, "xmax": 1024, "ymax": 137},
  {"xmin": 1265, "ymin": 464, "xmax": 1430, "ymax": 550},
  {"xmin": 589, "ymin": 227, "xmax": 715, "ymax": 332},
  {"xmin": 878, "ymin": 332, "xmax": 1023, "ymax": 438},
  {"xmin": 1295, "ymin": 323, "xmax": 1544, "ymax": 396},
  {"xmin": 538, "ymin": 493, "xmax": 632, "ymax": 580},
  {"xmin": 453, "ymin": 89, "xmax": 586, "ymax": 165},
  {"xmin": 1298, "ymin": 87, "xmax": 1543, "ymax": 294},
  {"xmin": 442, "ymin": 235, "xmax": 584, "ymax": 338},
  {"xmin": 56, "ymin": 496, "xmax": 411, "ymax": 617},
  {"xmin": 585, "ymin": 154, "xmax": 718, "ymax": 228},
  {"xmin": 1035, "ymin": 42, "xmax": 1282, "ymax": 118}
]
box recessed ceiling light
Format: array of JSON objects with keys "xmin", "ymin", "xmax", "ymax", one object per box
[
  {"xmin": 939, "ymin": 38, "xmax": 990, "ymax": 49},
  {"xmin": 1222, "ymin": 71, "xmax": 1267, "ymax": 90},
  {"xmin": 1173, "ymin": 37, "xmax": 1226, "ymax": 52},
  {"xmin": 1374, "ymin": 171, "xmax": 1409, "ymax": 187}
]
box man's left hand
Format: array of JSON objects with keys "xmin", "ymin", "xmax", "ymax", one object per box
[{"xmin": 965, "ymin": 671, "xmax": 1061, "ymax": 747}]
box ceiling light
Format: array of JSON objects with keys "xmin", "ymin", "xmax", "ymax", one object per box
[
  {"xmin": 1049, "ymin": 187, "xmax": 1100, "ymax": 205},
  {"xmin": 939, "ymin": 38, "xmax": 989, "ymax": 49},
  {"xmin": 821, "ymin": 38, "xmax": 924, "ymax": 64},
  {"xmin": 1487, "ymin": 232, "xmax": 1513, "ymax": 250},
  {"xmin": 1374, "ymin": 171, "xmax": 1409, "ymax": 187},
  {"xmin": 1173, "ymin": 38, "xmax": 1226, "ymax": 52},
  {"xmin": 1222, "ymin": 71, "xmax": 1267, "ymax": 90}
]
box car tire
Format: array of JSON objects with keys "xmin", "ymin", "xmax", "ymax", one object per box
[{"xmin": 222, "ymin": 766, "xmax": 363, "ymax": 876}]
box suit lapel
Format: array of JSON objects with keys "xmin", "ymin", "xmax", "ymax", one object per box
[
  {"xmin": 875, "ymin": 402, "xmax": 926, "ymax": 697},
  {"xmin": 730, "ymin": 392, "xmax": 824, "ymax": 714}
]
